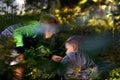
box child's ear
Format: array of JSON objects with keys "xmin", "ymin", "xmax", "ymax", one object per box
[{"xmin": 73, "ymin": 44, "xmax": 77, "ymax": 52}]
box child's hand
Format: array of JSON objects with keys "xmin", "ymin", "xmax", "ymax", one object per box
[{"xmin": 51, "ymin": 55, "xmax": 63, "ymax": 62}]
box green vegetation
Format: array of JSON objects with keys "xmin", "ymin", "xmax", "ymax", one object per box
[{"xmin": 0, "ymin": 0, "xmax": 120, "ymax": 80}]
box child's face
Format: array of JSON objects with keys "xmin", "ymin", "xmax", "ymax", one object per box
[
  {"xmin": 65, "ymin": 43, "xmax": 74, "ymax": 54},
  {"xmin": 41, "ymin": 23, "xmax": 57, "ymax": 39},
  {"xmin": 45, "ymin": 30, "xmax": 54, "ymax": 39}
]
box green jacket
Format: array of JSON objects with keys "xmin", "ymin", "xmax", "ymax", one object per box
[{"xmin": 13, "ymin": 21, "xmax": 44, "ymax": 47}]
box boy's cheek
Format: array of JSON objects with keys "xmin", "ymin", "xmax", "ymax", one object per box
[
  {"xmin": 45, "ymin": 32, "xmax": 53, "ymax": 39},
  {"xmin": 66, "ymin": 50, "xmax": 70, "ymax": 54}
]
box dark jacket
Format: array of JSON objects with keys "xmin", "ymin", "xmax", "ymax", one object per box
[{"xmin": 59, "ymin": 52, "xmax": 97, "ymax": 79}]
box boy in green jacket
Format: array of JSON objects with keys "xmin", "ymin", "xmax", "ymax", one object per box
[
  {"xmin": 10, "ymin": 14, "xmax": 62, "ymax": 65},
  {"xmin": 9, "ymin": 14, "xmax": 63, "ymax": 80}
]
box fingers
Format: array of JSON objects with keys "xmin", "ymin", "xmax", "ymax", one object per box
[{"xmin": 51, "ymin": 55, "xmax": 63, "ymax": 62}]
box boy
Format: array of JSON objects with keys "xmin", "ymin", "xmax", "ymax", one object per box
[
  {"xmin": 0, "ymin": 14, "xmax": 62, "ymax": 66},
  {"xmin": 59, "ymin": 35, "xmax": 97, "ymax": 80},
  {"xmin": 9, "ymin": 14, "xmax": 63, "ymax": 80}
]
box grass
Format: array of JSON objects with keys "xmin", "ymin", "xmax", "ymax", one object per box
[{"xmin": 0, "ymin": 14, "xmax": 40, "ymax": 32}]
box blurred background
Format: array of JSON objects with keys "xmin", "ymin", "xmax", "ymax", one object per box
[{"xmin": 0, "ymin": 0, "xmax": 120, "ymax": 80}]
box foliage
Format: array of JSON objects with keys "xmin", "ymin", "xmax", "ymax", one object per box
[
  {"xmin": 0, "ymin": 36, "xmax": 16, "ymax": 80},
  {"xmin": 0, "ymin": 36, "xmax": 61, "ymax": 80},
  {"xmin": 0, "ymin": 0, "xmax": 120, "ymax": 80},
  {"xmin": 23, "ymin": 46, "xmax": 58, "ymax": 80},
  {"xmin": 0, "ymin": 14, "xmax": 40, "ymax": 32},
  {"xmin": 105, "ymin": 68, "xmax": 120, "ymax": 80},
  {"xmin": 52, "ymin": 0, "xmax": 120, "ymax": 33}
]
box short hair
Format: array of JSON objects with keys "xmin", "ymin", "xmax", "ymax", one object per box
[
  {"xmin": 40, "ymin": 14, "xmax": 60, "ymax": 25},
  {"xmin": 65, "ymin": 35, "xmax": 83, "ymax": 52},
  {"xmin": 40, "ymin": 14, "xmax": 60, "ymax": 34}
]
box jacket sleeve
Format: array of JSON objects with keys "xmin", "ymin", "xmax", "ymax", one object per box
[
  {"xmin": 13, "ymin": 21, "xmax": 39, "ymax": 47},
  {"xmin": 57, "ymin": 56, "xmax": 70, "ymax": 76},
  {"xmin": 13, "ymin": 29, "xmax": 24, "ymax": 47}
]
